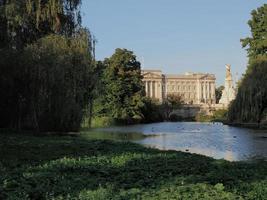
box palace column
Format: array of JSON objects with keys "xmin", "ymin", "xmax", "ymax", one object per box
[
  {"xmin": 203, "ymin": 80, "xmax": 207, "ymax": 103},
  {"xmin": 207, "ymin": 82, "xmax": 209, "ymax": 103},
  {"xmin": 155, "ymin": 81, "xmax": 159, "ymax": 99},
  {"xmin": 150, "ymin": 80, "xmax": 153, "ymax": 98},
  {"xmin": 147, "ymin": 81, "xmax": 150, "ymax": 97},
  {"xmin": 145, "ymin": 81, "xmax": 148, "ymax": 97},
  {"xmin": 152, "ymin": 81, "xmax": 155, "ymax": 98},
  {"xmin": 213, "ymin": 82, "xmax": 214, "ymax": 104},
  {"xmin": 197, "ymin": 79, "xmax": 201, "ymax": 104},
  {"xmin": 154, "ymin": 81, "xmax": 156, "ymax": 98},
  {"xmin": 156, "ymin": 81, "xmax": 158, "ymax": 98},
  {"xmin": 201, "ymin": 82, "xmax": 204, "ymax": 103},
  {"xmin": 159, "ymin": 81, "xmax": 162, "ymax": 102},
  {"xmin": 207, "ymin": 81, "xmax": 210, "ymax": 103}
]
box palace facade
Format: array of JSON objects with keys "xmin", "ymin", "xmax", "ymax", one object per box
[{"xmin": 142, "ymin": 70, "xmax": 216, "ymax": 104}]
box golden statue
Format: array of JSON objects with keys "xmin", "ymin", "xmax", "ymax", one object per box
[{"xmin": 225, "ymin": 64, "xmax": 232, "ymax": 80}]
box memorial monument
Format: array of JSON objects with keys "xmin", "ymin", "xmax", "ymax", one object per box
[{"xmin": 219, "ymin": 64, "xmax": 236, "ymax": 106}]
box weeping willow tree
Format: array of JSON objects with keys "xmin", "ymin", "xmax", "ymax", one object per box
[
  {"xmin": 21, "ymin": 32, "xmax": 94, "ymax": 132},
  {"xmin": 0, "ymin": 0, "xmax": 82, "ymax": 49},
  {"xmin": 228, "ymin": 58, "xmax": 267, "ymax": 123},
  {"xmin": 0, "ymin": 29, "xmax": 96, "ymax": 132},
  {"xmin": 228, "ymin": 4, "xmax": 267, "ymax": 124},
  {"xmin": 0, "ymin": 0, "xmax": 98, "ymax": 131}
]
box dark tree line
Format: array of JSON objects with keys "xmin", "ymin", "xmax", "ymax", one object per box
[
  {"xmin": 0, "ymin": 0, "xmax": 97, "ymax": 132},
  {"xmin": 228, "ymin": 4, "xmax": 267, "ymax": 124}
]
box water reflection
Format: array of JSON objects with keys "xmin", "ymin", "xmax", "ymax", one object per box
[{"xmin": 84, "ymin": 122, "xmax": 267, "ymax": 161}]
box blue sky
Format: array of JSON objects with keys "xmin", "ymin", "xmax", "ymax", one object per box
[{"xmin": 82, "ymin": 0, "xmax": 267, "ymax": 85}]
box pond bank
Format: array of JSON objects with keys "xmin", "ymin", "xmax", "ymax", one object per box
[
  {"xmin": 0, "ymin": 132, "xmax": 266, "ymax": 199},
  {"xmin": 224, "ymin": 122, "xmax": 267, "ymax": 130}
]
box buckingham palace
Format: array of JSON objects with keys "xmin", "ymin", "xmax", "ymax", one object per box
[{"xmin": 142, "ymin": 70, "xmax": 216, "ymax": 105}]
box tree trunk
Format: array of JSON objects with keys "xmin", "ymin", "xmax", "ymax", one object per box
[{"xmin": 88, "ymin": 97, "xmax": 93, "ymax": 128}]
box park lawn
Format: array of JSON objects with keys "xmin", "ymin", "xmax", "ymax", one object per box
[{"xmin": 0, "ymin": 132, "xmax": 266, "ymax": 200}]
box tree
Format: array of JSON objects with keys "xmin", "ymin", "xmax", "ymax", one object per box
[
  {"xmin": 141, "ymin": 97, "xmax": 163, "ymax": 123},
  {"xmin": 0, "ymin": 0, "xmax": 82, "ymax": 49},
  {"xmin": 215, "ymin": 86, "xmax": 224, "ymax": 103},
  {"xmin": 228, "ymin": 58, "xmax": 267, "ymax": 123},
  {"xmin": 0, "ymin": 32, "xmax": 95, "ymax": 131},
  {"xmin": 0, "ymin": 1, "xmax": 97, "ymax": 132},
  {"xmin": 241, "ymin": 4, "xmax": 267, "ymax": 60},
  {"xmin": 84, "ymin": 60, "xmax": 104, "ymax": 128},
  {"xmin": 21, "ymin": 33, "xmax": 94, "ymax": 131},
  {"xmin": 161, "ymin": 94, "xmax": 183, "ymax": 120},
  {"xmin": 228, "ymin": 4, "xmax": 267, "ymax": 124},
  {"xmin": 102, "ymin": 48, "xmax": 145, "ymax": 124},
  {"xmin": 0, "ymin": 48, "xmax": 22, "ymax": 129}
]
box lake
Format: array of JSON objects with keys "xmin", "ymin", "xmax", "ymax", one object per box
[{"xmin": 84, "ymin": 122, "xmax": 267, "ymax": 161}]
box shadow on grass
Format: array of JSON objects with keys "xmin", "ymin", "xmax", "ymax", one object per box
[{"xmin": 0, "ymin": 132, "xmax": 266, "ymax": 199}]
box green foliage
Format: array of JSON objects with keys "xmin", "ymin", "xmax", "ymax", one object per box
[
  {"xmin": 0, "ymin": 132, "xmax": 266, "ymax": 199},
  {"xmin": 90, "ymin": 117, "xmax": 117, "ymax": 128},
  {"xmin": 0, "ymin": 32, "xmax": 95, "ymax": 132},
  {"xmin": 195, "ymin": 113, "xmax": 212, "ymax": 122},
  {"xmin": 196, "ymin": 109, "xmax": 228, "ymax": 122},
  {"xmin": 139, "ymin": 94, "xmax": 184, "ymax": 124},
  {"xmin": 229, "ymin": 58, "xmax": 267, "ymax": 123},
  {"xmin": 0, "ymin": 0, "xmax": 82, "ymax": 49},
  {"xmin": 241, "ymin": 4, "xmax": 267, "ymax": 59},
  {"xmin": 26, "ymin": 34, "xmax": 94, "ymax": 131},
  {"xmin": 141, "ymin": 97, "xmax": 164, "ymax": 123},
  {"xmin": 213, "ymin": 109, "xmax": 228, "ymax": 121},
  {"xmin": 229, "ymin": 4, "xmax": 267, "ymax": 124},
  {"xmin": 167, "ymin": 94, "xmax": 184, "ymax": 108},
  {"xmin": 99, "ymin": 48, "xmax": 146, "ymax": 124},
  {"xmin": 161, "ymin": 94, "xmax": 183, "ymax": 120},
  {"xmin": 92, "ymin": 94, "xmax": 184, "ymax": 127},
  {"xmin": 0, "ymin": 0, "xmax": 95, "ymax": 132}
]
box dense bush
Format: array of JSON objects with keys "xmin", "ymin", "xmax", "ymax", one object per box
[
  {"xmin": 196, "ymin": 109, "xmax": 227, "ymax": 122},
  {"xmin": 140, "ymin": 98, "xmax": 164, "ymax": 123},
  {"xmin": 89, "ymin": 117, "xmax": 116, "ymax": 128}
]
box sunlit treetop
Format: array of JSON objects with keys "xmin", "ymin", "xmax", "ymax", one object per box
[
  {"xmin": 241, "ymin": 4, "xmax": 267, "ymax": 59},
  {"xmin": 0, "ymin": 0, "xmax": 82, "ymax": 49}
]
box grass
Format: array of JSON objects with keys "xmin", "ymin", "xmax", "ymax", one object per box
[
  {"xmin": 0, "ymin": 132, "xmax": 266, "ymax": 200},
  {"xmin": 196, "ymin": 109, "xmax": 228, "ymax": 123},
  {"xmin": 83, "ymin": 117, "xmax": 116, "ymax": 128}
]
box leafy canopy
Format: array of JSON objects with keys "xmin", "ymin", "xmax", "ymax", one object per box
[
  {"xmin": 241, "ymin": 4, "xmax": 267, "ymax": 60},
  {"xmin": 103, "ymin": 48, "xmax": 145, "ymax": 123},
  {"xmin": 0, "ymin": 0, "xmax": 82, "ymax": 49}
]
